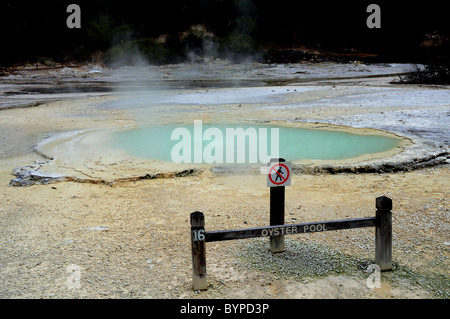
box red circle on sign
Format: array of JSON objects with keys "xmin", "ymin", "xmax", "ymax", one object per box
[{"xmin": 269, "ymin": 163, "xmax": 290, "ymax": 185}]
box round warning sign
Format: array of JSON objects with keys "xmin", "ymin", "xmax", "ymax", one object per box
[{"xmin": 267, "ymin": 162, "xmax": 291, "ymax": 187}]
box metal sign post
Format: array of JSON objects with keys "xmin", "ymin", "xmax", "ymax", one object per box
[{"xmin": 268, "ymin": 158, "xmax": 291, "ymax": 252}]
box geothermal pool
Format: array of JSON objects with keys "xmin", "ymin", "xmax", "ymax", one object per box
[{"xmin": 109, "ymin": 122, "xmax": 402, "ymax": 164}]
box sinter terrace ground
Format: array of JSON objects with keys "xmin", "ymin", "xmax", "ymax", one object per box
[{"xmin": 0, "ymin": 61, "xmax": 448, "ymax": 298}]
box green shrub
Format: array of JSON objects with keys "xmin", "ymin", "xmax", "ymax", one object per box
[
  {"xmin": 224, "ymin": 33, "xmax": 259, "ymax": 54},
  {"xmin": 105, "ymin": 37, "xmax": 183, "ymax": 66}
]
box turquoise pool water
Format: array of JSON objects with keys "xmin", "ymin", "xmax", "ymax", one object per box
[{"xmin": 109, "ymin": 123, "xmax": 401, "ymax": 164}]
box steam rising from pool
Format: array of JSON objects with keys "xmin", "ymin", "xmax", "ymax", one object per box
[{"xmin": 99, "ymin": 63, "xmax": 402, "ymax": 168}]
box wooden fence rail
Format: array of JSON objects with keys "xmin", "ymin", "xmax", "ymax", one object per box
[{"xmin": 190, "ymin": 196, "xmax": 392, "ymax": 291}]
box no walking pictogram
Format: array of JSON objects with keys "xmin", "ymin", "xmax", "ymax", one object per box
[{"xmin": 267, "ymin": 161, "xmax": 291, "ymax": 187}]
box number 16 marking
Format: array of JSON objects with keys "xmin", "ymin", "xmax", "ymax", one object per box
[{"xmin": 192, "ymin": 229, "xmax": 205, "ymax": 241}]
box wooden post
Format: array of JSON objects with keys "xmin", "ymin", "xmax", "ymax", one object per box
[
  {"xmin": 190, "ymin": 211, "xmax": 207, "ymax": 290},
  {"xmin": 375, "ymin": 196, "xmax": 392, "ymax": 271},
  {"xmin": 269, "ymin": 158, "xmax": 285, "ymax": 253}
]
